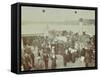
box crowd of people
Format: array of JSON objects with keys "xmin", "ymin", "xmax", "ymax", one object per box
[{"xmin": 21, "ymin": 30, "xmax": 95, "ymax": 71}]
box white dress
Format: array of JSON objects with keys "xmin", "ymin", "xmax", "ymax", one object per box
[{"xmin": 56, "ymin": 54, "xmax": 64, "ymax": 68}]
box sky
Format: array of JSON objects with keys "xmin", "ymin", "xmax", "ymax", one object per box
[{"xmin": 21, "ymin": 6, "xmax": 95, "ymax": 35}]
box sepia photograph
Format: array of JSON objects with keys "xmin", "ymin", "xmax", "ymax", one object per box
[{"xmin": 21, "ymin": 5, "xmax": 96, "ymax": 71}]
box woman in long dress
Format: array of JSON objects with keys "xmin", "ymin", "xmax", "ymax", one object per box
[{"xmin": 56, "ymin": 54, "xmax": 64, "ymax": 68}]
